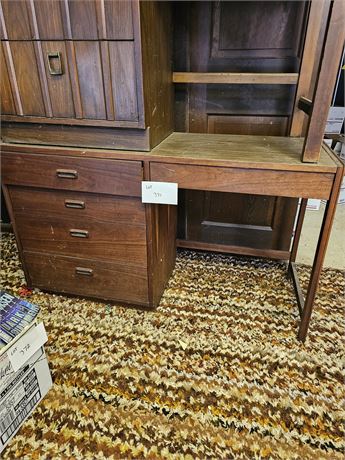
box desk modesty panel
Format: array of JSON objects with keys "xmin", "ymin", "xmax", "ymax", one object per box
[{"xmin": 149, "ymin": 163, "xmax": 334, "ymax": 200}]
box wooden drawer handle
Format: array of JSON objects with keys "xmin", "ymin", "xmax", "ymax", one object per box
[
  {"xmin": 65, "ymin": 199, "xmax": 85, "ymax": 209},
  {"xmin": 56, "ymin": 169, "xmax": 78, "ymax": 179},
  {"xmin": 75, "ymin": 267, "xmax": 93, "ymax": 276},
  {"xmin": 69, "ymin": 229, "xmax": 89, "ymax": 238}
]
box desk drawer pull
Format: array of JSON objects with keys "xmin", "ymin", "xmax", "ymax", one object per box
[
  {"xmin": 47, "ymin": 52, "xmax": 63, "ymax": 75},
  {"xmin": 56, "ymin": 169, "xmax": 78, "ymax": 179},
  {"xmin": 65, "ymin": 200, "xmax": 85, "ymax": 209},
  {"xmin": 75, "ymin": 267, "xmax": 93, "ymax": 276},
  {"xmin": 69, "ymin": 229, "xmax": 89, "ymax": 238}
]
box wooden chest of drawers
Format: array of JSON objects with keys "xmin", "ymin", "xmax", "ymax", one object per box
[
  {"xmin": 1, "ymin": 146, "xmax": 177, "ymax": 308},
  {"xmin": 1, "ymin": 0, "xmax": 173, "ymax": 151}
]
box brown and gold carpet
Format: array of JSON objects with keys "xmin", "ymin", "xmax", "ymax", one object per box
[{"xmin": 1, "ymin": 233, "xmax": 344, "ymax": 459}]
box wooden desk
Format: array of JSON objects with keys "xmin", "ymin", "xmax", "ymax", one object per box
[
  {"xmin": 2, "ymin": 134, "xmax": 343, "ymax": 341},
  {"xmin": 149, "ymin": 133, "xmax": 344, "ymax": 341}
]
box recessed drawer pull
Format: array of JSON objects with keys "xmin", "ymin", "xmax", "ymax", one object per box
[
  {"xmin": 75, "ymin": 267, "xmax": 93, "ymax": 276},
  {"xmin": 69, "ymin": 229, "xmax": 89, "ymax": 238},
  {"xmin": 56, "ymin": 169, "xmax": 78, "ymax": 179},
  {"xmin": 47, "ymin": 52, "xmax": 63, "ymax": 75},
  {"xmin": 65, "ymin": 200, "xmax": 85, "ymax": 209}
]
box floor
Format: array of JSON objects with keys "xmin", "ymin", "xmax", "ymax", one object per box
[
  {"xmin": 2, "ymin": 233, "xmax": 344, "ymax": 459},
  {"xmin": 297, "ymin": 201, "xmax": 345, "ymax": 270}
]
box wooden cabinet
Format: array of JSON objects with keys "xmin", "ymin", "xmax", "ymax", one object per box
[
  {"xmin": 1, "ymin": 40, "xmax": 141, "ymax": 123},
  {"xmin": 0, "ymin": 0, "xmax": 173, "ymax": 150},
  {"xmin": 173, "ymin": 1, "xmax": 307, "ymax": 257},
  {"xmin": 0, "ymin": 0, "xmax": 134, "ymax": 40},
  {"xmin": 2, "ymin": 146, "xmax": 177, "ymax": 307}
]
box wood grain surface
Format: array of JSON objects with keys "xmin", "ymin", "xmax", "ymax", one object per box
[
  {"xmin": 150, "ymin": 162, "xmax": 334, "ymax": 200},
  {"xmin": 149, "ymin": 133, "xmax": 337, "ymax": 173},
  {"xmin": 23, "ymin": 251, "xmax": 149, "ymax": 306},
  {"xmin": 173, "ymin": 72, "xmax": 299, "ymax": 84},
  {"xmin": 9, "ymin": 187, "xmax": 146, "ymax": 226},
  {"xmin": 15, "ymin": 212, "xmax": 147, "ymax": 266},
  {"xmin": 2, "ymin": 152, "xmax": 143, "ymax": 196}
]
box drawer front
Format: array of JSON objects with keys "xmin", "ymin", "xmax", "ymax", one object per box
[
  {"xmin": 2, "ymin": 153, "xmax": 143, "ymax": 196},
  {"xmin": 14, "ymin": 214, "xmax": 147, "ymax": 267},
  {"xmin": 23, "ymin": 251, "xmax": 149, "ymax": 306},
  {"xmin": 1, "ymin": 0, "xmax": 135, "ymax": 40},
  {"xmin": 2, "ymin": 40, "xmax": 143, "ymax": 126},
  {"xmin": 9, "ymin": 187, "xmax": 146, "ymax": 226}
]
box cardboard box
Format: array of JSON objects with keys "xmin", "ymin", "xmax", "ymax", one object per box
[
  {"xmin": 338, "ymin": 177, "xmax": 345, "ymax": 205},
  {"xmin": 325, "ymin": 107, "xmax": 345, "ymax": 134},
  {"xmin": 322, "ymin": 139, "xmax": 345, "ymax": 205},
  {"xmin": 307, "ymin": 199, "xmax": 321, "ymax": 211},
  {"xmin": 0, "ymin": 322, "xmax": 52, "ymax": 453}
]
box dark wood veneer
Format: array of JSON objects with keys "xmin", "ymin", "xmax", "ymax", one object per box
[
  {"xmin": 23, "ymin": 251, "xmax": 150, "ymax": 306},
  {"xmin": 2, "ymin": 152, "xmax": 143, "ymax": 197}
]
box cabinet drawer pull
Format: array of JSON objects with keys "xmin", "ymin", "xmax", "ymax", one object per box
[
  {"xmin": 75, "ymin": 267, "xmax": 93, "ymax": 276},
  {"xmin": 69, "ymin": 229, "xmax": 89, "ymax": 238},
  {"xmin": 47, "ymin": 52, "xmax": 63, "ymax": 75},
  {"xmin": 65, "ymin": 200, "xmax": 85, "ymax": 209},
  {"xmin": 56, "ymin": 169, "xmax": 78, "ymax": 179}
]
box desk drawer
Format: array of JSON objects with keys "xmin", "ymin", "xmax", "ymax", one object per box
[
  {"xmin": 150, "ymin": 162, "xmax": 334, "ymax": 199},
  {"xmin": 15, "ymin": 214, "xmax": 147, "ymax": 266},
  {"xmin": 2, "ymin": 153, "xmax": 143, "ymax": 197},
  {"xmin": 23, "ymin": 251, "xmax": 149, "ymax": 306},
  {"xmin": 9, "ymin": 187, "xmax": 146, "ymax": 226}
]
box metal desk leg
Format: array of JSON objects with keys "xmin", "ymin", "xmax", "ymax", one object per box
[{"xmin": 298, "ymin": 167, "xmax": 343, "ymax": 342}]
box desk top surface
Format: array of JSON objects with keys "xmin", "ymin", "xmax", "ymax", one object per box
[
  {"xmin": 1, "ymin": 133, "xmax": 342, "ymax": 174},
  {"xmin": 150, "ymin": 133, "xmax": 340, "ymax": 173}
]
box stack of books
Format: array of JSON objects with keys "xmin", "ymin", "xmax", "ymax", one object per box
[{"xmin": 0, "ymin": 291, "xmax": 40, "ymax": 349}]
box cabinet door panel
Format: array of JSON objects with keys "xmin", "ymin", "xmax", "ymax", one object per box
[
  {"xmin": 109, "ymin": 41, "xmax": 138, "ymax": 121},
  {"xmin": 9, "ymin": 41, "xmax": 45, "ymax": 116},
  {"xmin": 1, "ymin": 0, "xmax": 136, "ymax": 40},
  {"xmin": 0, "ymin": 43, "xmax": 15, "ymax": 114},
  {"xmin": 0, "ymin": 0, "xmax": 33, "ymax": 39},
  {"xmin": 67, "ymin": 0, "xmax": 134, "ymax": 40},
  {"xmin": 104, "ymin": 0, "xmax": 134, "ymax": 39},
  {"xmin": 74, "ymin": 41, "xmax": 106, "ymax": 120},
  {"xmin": 33, "ymin": 0, "xmax": 65, "ymax": 40},
  {"xmin": 67, "ymin": 0, "xmax": 98, "ymax": 39},
  {"xmin": 41, "ymin": 41, "xmax": 74, "ymax": 118}
]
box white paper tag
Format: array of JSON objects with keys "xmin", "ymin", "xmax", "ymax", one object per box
[
  {"xmin": 142, "ymin": 181, "xmax": 178, "ymax": 205},
  {"xmin": 9, "ymin": 323, "xmax": 48, "ymax": 372}
]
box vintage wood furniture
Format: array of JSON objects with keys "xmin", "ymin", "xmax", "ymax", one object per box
[
  {"xmin": 147, "ymin": 133, "xmax": 344, "ymax": 342},
  {"xmin": 173, "ymin": 0, "xmax": 345, "ymax": 257},
  {"xmin": 1, "ymin": 0, "xmax": 344, "ymax": 341},
  {"xmin": 1, "ymin": 134, "xmax": 343, "ymax": 341},
  {"xmin": 1, "ymin": 143, "xmax": 177, "ymax": 309},
  {"xmin": 0, "ymin": 0, "xmax": 173, "ymax": 150}
]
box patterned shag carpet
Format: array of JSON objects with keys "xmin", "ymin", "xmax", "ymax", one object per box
[{"xmin": 1, "ymin": 233, "xmax": 344, "ymax": 460}]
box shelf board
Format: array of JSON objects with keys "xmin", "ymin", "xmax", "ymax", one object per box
[{"xmin": 173, "ymin": 72, "xmax": 299, "ymax": 85}]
